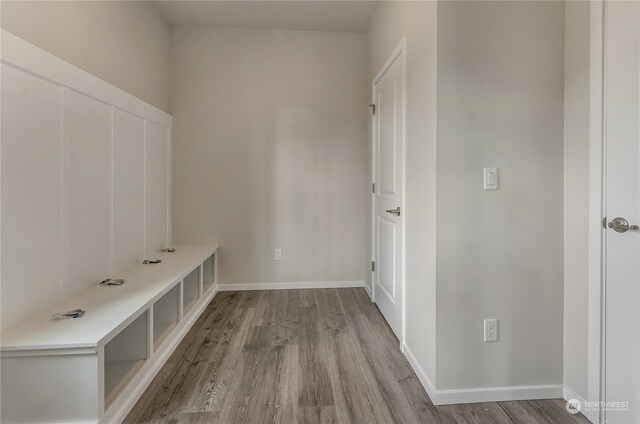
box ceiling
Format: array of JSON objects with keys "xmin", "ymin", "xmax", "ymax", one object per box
[{"xmin": 152, "ymin": 1, "xmax": 379, "ymax": 33}]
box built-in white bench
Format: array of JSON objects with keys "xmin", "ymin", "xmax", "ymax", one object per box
[{"xmin": 0, "ymin": 245, "xmax": 218, "ymax": 424}]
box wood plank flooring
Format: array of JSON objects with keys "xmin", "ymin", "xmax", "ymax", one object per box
[{"xmin": 125, "ymin": 288, "xmax": 590, "ymax": 424}]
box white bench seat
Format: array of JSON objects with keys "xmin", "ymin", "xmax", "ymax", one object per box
[
  {"xmin": 0, "ymin": 244, "xmax": 219, "ymax": 424},
  {"xmin": 1, "ymin": 245, "xmax": 216, "ymax": 353}
]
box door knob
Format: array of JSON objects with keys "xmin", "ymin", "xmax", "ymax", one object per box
[
  {"xmin": 608, "ymin": 217, "xmax": 640, "ymax": 233},
  {"xmin": 386, "ymin": 207, "xmax": 401, "ymax": 216}
]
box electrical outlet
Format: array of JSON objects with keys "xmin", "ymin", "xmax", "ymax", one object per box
[
  {"xmin": 484, "ymin": 319, "xmax": 498, "ymax": 342},
  {"xmin": 274, "ymin": 248, "xmax": 282, "ymax": 261}
]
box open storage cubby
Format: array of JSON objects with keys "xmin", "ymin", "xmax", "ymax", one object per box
[
  {"xmin": 104, "ymin": 311, "xmax": 148, "ymax": 408},
  {"xmin": 182, "ymin": 267, "xmax": 200, "ymax": 314},
  {"xmin": 203, "ymin": 253, "xmax": 215, "ymax": 292},
  {"xmin": 153, "ymin": 284, "xmax": 180, "ymax": 349},
  {"xmin": 1, "ymin": 245, "xmax": 218, "ymax": 424}
]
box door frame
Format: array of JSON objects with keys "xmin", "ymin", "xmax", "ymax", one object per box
[
  {"xmin": 370, "ymin": 38, "xmax": 407, "ymax": 350},
  {"xmin": 586, "ymin": 1, "xmax": 604, "ymax": 422}
]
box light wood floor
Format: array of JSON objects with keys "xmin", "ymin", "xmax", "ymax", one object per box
[{"xmin": 126, "ymin": 288, "xmax": 590, "ymax": 424}]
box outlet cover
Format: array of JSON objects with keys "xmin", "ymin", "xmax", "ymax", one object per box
[
  {"xmin": 274, "ymin": 248, "xmax": 282, "ymax": 261},
  {"xmin": 484, "ymin": 318, "xmax": 498, "ymax": 342}
]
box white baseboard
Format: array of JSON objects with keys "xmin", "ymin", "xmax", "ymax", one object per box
[
  {"xmin": 217, "ymin": 281, "xmax": 364, "ymax": 291},
  {"xmin": 403, "ymin": 344, "xmax": 563, "ymax": 406},
  {"xmin": 363, "ymin": 282, "xmax": 373, "ymax": 300},
  {"xmin": 101, "ymin": 283, "xmax": 220, "ymax": 424},
  {"xmin": 403, "ymin": 343, "xmax": 439, "ymax": 401},
  {"xmin": 431, "ymin": 383, "xmax": 564, "ymax": 406},
  {"xmin": 564, "ymin": 385, "xmax": 598, "ymax": 423}
]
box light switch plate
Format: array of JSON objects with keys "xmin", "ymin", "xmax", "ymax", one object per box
[{"xmin": 484, "ymin": 168, "xmax": 498, "ymax": 190}]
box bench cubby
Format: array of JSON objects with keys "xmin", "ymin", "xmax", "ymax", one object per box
[
  {"xmin": 182, "ymin": 266, "xmax": 200, "ymax": 314},
  {"xmin": 105, "ymin": 311, "xmax": 149, "ymax": 407},
  {"xmin": 0, "ymin": 245, "xmax": 218, "ymax": 424},
  {"xmin": 203, "ymin": 252, "xmax": 216, "ymax": 293},
  {"xmin": 153, "ymin": 284, "xmax": 180, "ymax": 349}
]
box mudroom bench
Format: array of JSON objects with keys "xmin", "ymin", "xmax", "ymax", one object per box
[{"xmin": 0, "ymin": 244, "xmax": 218, "ymax": 424}]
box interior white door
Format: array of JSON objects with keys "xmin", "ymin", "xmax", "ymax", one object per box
[
  {"xmin": 604, "ymin": 2, "xmax": 640, "ymax": 423},
  {"xmin": 373, "ymin": 46, "xmax": 404, "ymax": 340}
]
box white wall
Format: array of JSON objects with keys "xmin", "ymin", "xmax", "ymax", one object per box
[
  {"xmin": 563, "ymin": 0, "xmax": 591, "ymax": 402},
  {"xmin": 367, "ymin": 0, "xmax": 565, "ymax": 396},
  {"xmin": 436, "ymin": 1, "xmax": 565, "ymax": 389},
  {"xmin": 0, "ymin": 32, "xmax": 171, "ymax": 331},
  {"xmin": 367, "ymin": 1, "xmax": 438, "ymax": 383},
  {"xmin": 0, "ymin": 1, "xmax": 171, "ymax": 112},
  {"xmin": 170, "ymin": 27, "xmax": 368, "ymax": 285}
]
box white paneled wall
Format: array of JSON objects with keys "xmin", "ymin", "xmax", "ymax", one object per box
[
  {"xmin": 65, "ymin": 90, "xmax": 113, "ymax": 297},
  {"xmin": 1, "ymin": 65, "xmax": 63, "ymax": 331},
  {"xmin": 145, "ymin": 121, "xmax": 170, "ymax": 255},
  {"xmin": 0, "ymin": 31, "xmax": 172, "ymax": 331},
  {"xmin": 113, "ymin": 110, "xmax": 146, "ymax": 271}
]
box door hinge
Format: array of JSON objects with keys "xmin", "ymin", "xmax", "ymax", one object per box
[
  {"xmin": 372, "ymin": 183, "xmax": 375, "ymax": 194},
  {"xmin": 371, "ymin": 261, "xmax": 375, "ymax": 272},
  {"xmin": 369, "ymin": 104, "xmax": 376, "ymax": 115}
]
